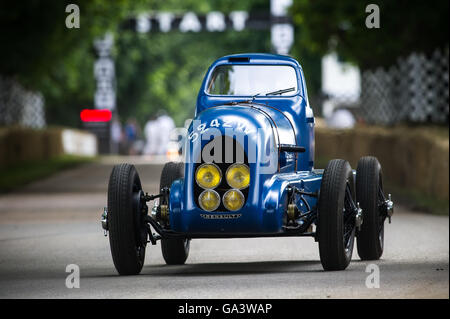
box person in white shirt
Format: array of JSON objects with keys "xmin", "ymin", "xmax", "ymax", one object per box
[
  {"xmin": 327, "ymin": 108, "xmax": 356, "ymax": 129},
  {"xmin": 143, "ymin": 115, "xmax": 159, "ymax": 155},
  {"xmin": 156, "ymin": 112, "xmax": 176, "ymax": 155},
  {"xmin": 110, "ymin": 115, "xmax": 122, "ymax": 155}
]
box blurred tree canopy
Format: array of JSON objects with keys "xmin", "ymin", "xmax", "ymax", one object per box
[
  {"xmin": 291, "ymin": 0, "xmax": 449, "ymax": 70},
  {"xmin": 115, "ymin": 30, "xmax": 272, "ymax": 126},
  {"xmin": 0, "ymin": 0, "xmax": 144, "ymax": 126},
  {"xmin": 0, "ymin": 0, "xmax": 322, "ymax": 128}
]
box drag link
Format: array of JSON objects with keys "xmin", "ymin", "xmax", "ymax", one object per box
[{"xmin": 142, "ymin": 192, "xmax": 163, "ymax": 202}]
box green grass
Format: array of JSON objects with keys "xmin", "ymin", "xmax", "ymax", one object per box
[
  {"xmin": 0, "ymin": 155, "xmax": 95, "ymax": 193},
  {"xmin": 384, "ymin": 182, "xmax": 449, "ymax": 216}
]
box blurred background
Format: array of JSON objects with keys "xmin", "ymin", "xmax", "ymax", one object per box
[
  {"xmin": 0, "ymin": 0, "xmax": 448, "ymax": 299},
  {"xmin": 0, "ymin": 0, "xmax": 448, "ymax": 210}
]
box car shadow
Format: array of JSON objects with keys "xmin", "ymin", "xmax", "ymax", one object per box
[
  {"xmin": 84, "ymin": 258, "xmax": 449, "ymax": 279},
  {"xmin": 82, "ymin": 260, "xmax": 324, "ymax": 279},
  {"xmin": 140, "ymin": 260, "xmax": 323, "ymax": 277}
]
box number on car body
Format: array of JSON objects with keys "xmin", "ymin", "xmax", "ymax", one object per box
[{"xmin": 188, "ymin": 119, "xmax": 254, "ymax": 141}]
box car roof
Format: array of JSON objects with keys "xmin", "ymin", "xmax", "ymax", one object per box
[{"xmin": 213, "ymin": 53, "xmax": 301, "ymax": 66}]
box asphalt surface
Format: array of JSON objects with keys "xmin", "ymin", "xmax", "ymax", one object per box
[{"xmin": 0, "ymin": 157, "xmax": 448, "ymax": 298}]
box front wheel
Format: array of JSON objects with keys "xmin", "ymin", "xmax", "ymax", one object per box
[
  {"xmin": 318, "ymin": 159, "xmax": 356, "ymax": 271},
  {"xmin": 107, "ymin": 164, "xmax": 146, "ymax": 275},
  {"xmin": 160, "ymin": 162, "xmax": 190, "ymax": 265}
]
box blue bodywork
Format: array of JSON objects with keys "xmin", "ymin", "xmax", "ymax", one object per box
[{"xmin": 169, "ymin": 53, "xmax": 323, "ymax": 235}]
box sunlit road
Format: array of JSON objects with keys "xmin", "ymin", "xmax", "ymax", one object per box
[{"xmin": 0, "ymin": 158, "xmax": 448, "ymax": 298}]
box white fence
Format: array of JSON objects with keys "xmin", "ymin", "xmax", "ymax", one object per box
[
  {"xmin": 0, "ymin": 76, "xmax": 46, "ymax": 128},
  {"xmin": 360, "ymin": 47, "xmax": 449, "ymax": 125}
]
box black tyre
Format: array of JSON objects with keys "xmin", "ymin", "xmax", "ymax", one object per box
[
  {"xmin": 160, "ymin": 162, "xmax": 190, "ymax": 265},
  {"xmin": 356, "ymin": 156, "xmax": 384, "ymax": 260},
  {"xmin": 318, "ymin": 159, "xmax": 356, "ymax": 271},
  {"xmin": 108, "ymin": 164, "xmax": 146, "ymax": 275}
]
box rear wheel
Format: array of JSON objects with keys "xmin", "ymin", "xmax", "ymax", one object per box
[
  {"xmin": 160, "ymin": 162, "xmax": 190, "ymax": 265},
  {"xmin": 318, "ymin": 159, "xmax": 356, "ymax": 271},
  {"xmin": 108, "ymin": 164, "xmax": 146, "ymax": 275},
  {"xmin": 356, "ymin": 156, "xmax": 385, "ymax": 260}
]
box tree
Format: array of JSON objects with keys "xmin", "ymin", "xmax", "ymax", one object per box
[
  {"xmin": 0, "ymin": 0, "xmax": 148, "ymax": 126},
  {"xmin": 115, "ymin": 28, "xmax": 272, "ymax": 126},
  {"xmin": 291, "ymin": 0, "xmax": 449, "ymax": 69},
  {"xmin": 0, "ymin": 0, "xmax": 322, "ymax": 128},
  {"xmin": 110, "ymin": 0, "xmax": 273, "ymax": 127}
]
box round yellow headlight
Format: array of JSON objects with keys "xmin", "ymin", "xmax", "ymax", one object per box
[
  {"xmin": 198, "ymin": 190, "xmax": 220, "ymax": 211},
  {"xmin": 195, "ymin": 163, "xmax": 222, "ymax": 189},
  {"xmin": 225, "ymin": 164, "xmax": 250, "ymax": 189},
  {"xmin": 223, "ymin": 189, "xmax": 245, "ymax": 211}
]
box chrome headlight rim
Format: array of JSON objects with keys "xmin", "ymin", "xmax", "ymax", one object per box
[
  {"xmin": 225, "ymin": 163, "xmax": 250, "ymax": 190},
  {"xmin": 198, "ymin": 189, "xmax": 221, "ymax": 212},
  {"xmin": 195, "ymin": 162, "xmax": 222, "ymax": 190},
  {"xmin": 222, "ymin": 188, "xmax": 245, "ymax": 212}
]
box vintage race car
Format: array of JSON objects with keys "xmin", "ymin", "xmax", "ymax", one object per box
[{"xmin": 102, "ymin": 53, "xmax": 394, "ymax": 275}]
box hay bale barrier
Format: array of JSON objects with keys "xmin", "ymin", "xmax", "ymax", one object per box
[
  {"xmin": 0, "ymin": 126, "xmax": 97, "ymax": 168},
  {"xmin": 315, "ymin": 125, "xmax": 449, "ymax": 212},
  {"xmin": 0, "ymin": 127, "xmax": 97, "ymax": 192},
  {"xmin": 0, "ymin": 127, "xmax": 62, "ymax": 167},
  {"xmin": 0, "ymin": 127, "xmax": 46, "ymax": 165}
]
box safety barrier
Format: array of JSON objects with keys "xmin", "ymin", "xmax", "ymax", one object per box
[
  {"xmin": 315, "ymin": 126, "xmax": 449, "ymax": 201},
  {"xmin": 0, "ymin": 127, "xmax": 97, "ymax": 167}
]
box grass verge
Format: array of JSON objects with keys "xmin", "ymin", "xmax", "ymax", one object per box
[
  {"xmin": 384, "ymin": 182, "xmax": 449, "ymax": 216},
  {"xmin": 0, "ymin": 155, "xmax": 95, "ymax": 193}
]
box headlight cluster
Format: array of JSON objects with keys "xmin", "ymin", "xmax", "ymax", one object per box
[{"xmin": 196, "ymin": 163, "xmax": 249, "ymax": 212}]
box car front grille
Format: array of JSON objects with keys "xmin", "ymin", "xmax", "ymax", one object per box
[{"xmin": 194, "ymin": 136, "xmax": 249, "ymax": 212}]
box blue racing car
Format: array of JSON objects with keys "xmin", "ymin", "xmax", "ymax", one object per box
[{"xmin": 102, "ymin": 53, "xmax": 394, "ymax": 275}]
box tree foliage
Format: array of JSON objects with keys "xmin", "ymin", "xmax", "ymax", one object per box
[
  {"xmin": 115, "ymin": 29, "xmax": 271, "ymax": 126},
  {"xmin": 0, "ymin": 0, "xmax": 322, "ymax": 127},
  {"xmin": 112, "ymin": 0, "xmax": 274, "ymax": 126},
  {"xmin": 0, "ymin": 0, "xmax": 145, "ymax": 126},
  {"xmin": 291, "ymin": 0, "xmax": 449, "ymax": 70},
  {"xmin": 0, "ymin": 0, "xmax": 140, "ymax": 86}
]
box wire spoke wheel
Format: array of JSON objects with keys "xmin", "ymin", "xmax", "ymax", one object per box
[
  {"xmin": 376, "ymin": 185, "xmax": 386, "ymax": 248},
  {"xmin": 356, "ymin": 156, "xmax": 385, "ymax": 260},
  {"xmin": 318, "ymin": 159, "xmax": 356, "ymax": 271},
  {"xmin": 343, "ymin": 183, "xmax": 356, "ymax": 254},
  {"xmin": 160, "ymin": 162, "xmax": 190, "ymax": 265},
  {"xmin": 107, "ymin": 164, "xmax": 146, "ymax": 275}
]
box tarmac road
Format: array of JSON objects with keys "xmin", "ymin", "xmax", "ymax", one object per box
[{"xmin": 0, "ymin": 157, "xmax": 448, "ymax": 299}]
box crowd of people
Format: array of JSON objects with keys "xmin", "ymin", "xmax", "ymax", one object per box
[{"xmin": 110, "ymin": 111, "xmax": 176, "ymax": 156}]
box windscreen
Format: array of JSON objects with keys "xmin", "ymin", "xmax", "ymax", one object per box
[{"xmin": 206, "ymin": 65, "xmax": 298, "ymax": 96}]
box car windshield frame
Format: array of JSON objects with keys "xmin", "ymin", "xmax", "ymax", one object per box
[{"xmin": 204, "ymin": 64, "xmax": 300, "ymax": 98}]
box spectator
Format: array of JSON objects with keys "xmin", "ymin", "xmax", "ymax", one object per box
[
  {"xmin": 143, "ymin": 114, "xmax": 159, "ymax": 155},
  {"xmin": 110, "ymin": 115, "xmax": 122, "ymax": 155},
  {"xmin": 326, "ymin": 108, "xmax": 356, "ymax": 129},
  {"xmin": 156, "ymin": 111, "xmax": 175, "ymax": 155},
  {"xmin": 124, "ymin": 117, "xmax": 140, "ymax": 155}
]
